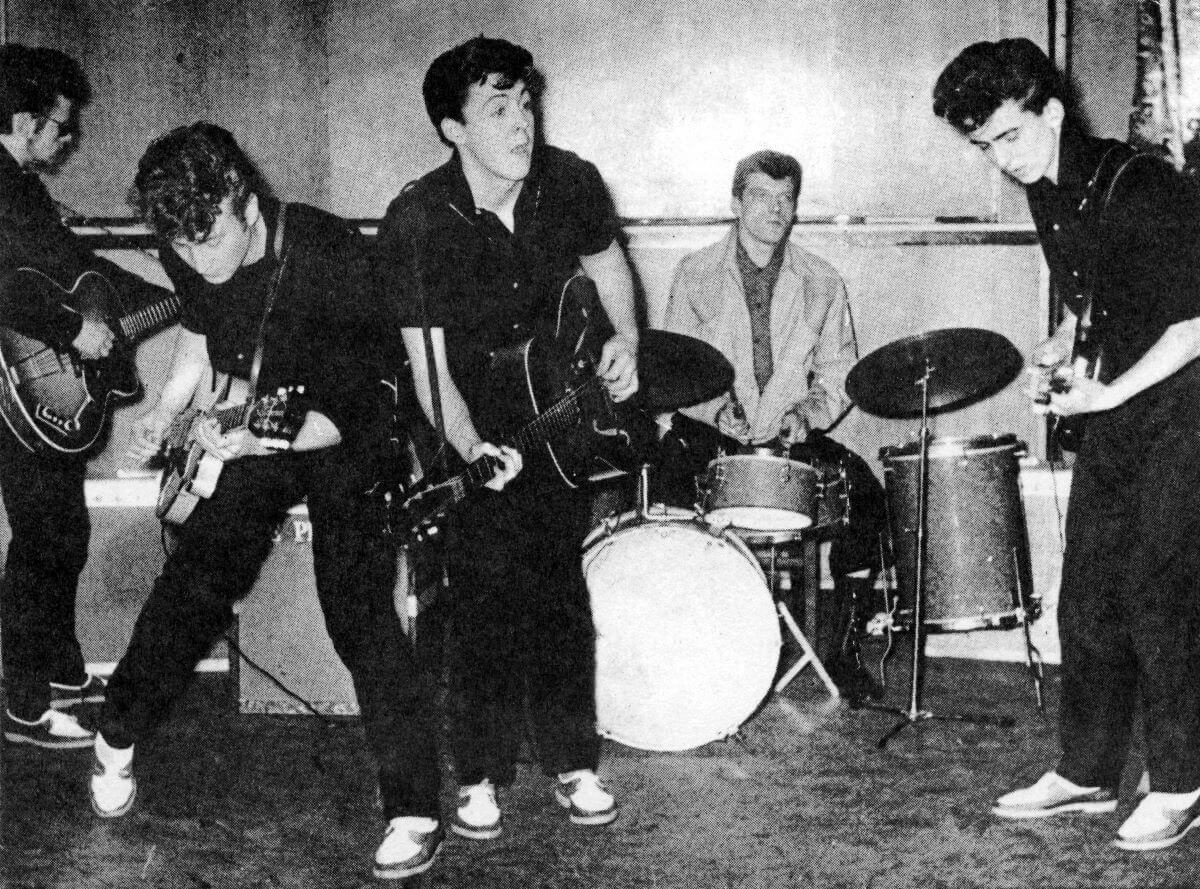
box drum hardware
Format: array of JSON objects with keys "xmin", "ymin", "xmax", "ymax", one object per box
[
  {"xmin": 846, "ymin": 328, "xmax": 1024, "ymax": 749},
  {"xmin": 1013, "ymin": 546, "xmax": 1045, "ymax": 713}
]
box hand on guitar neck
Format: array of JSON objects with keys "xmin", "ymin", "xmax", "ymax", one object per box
[{"xmin": 467, "ymin": 441, "xmax": 523, "ymax": 491}]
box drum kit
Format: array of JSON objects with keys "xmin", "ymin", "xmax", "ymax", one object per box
[{"xmin": 584, "ymin": 326, "xmax": 1039, "ymax": 752}]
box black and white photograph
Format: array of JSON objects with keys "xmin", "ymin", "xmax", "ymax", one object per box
[{"xmin": 3, "ymin": 1, "xmax": 1200, "ymax": 886}]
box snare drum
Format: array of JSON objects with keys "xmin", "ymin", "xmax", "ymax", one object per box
[
  {"xmin": 702, "ymin": 453, "xmax": 819, "ymax": 532},
  {"xmin": 881, "ymin": 433, "xmax": 1037, "ymax": 632},
  {"xmin": 582, "ymin": 508, "xmax": 781, "ymax": 751}
]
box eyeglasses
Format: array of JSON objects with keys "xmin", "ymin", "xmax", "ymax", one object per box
[{"xmin": 38, "ymin": 114, "xmax": 77, "ymax": 139}]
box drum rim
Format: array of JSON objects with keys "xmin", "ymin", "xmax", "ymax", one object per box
[
  {"xmin": 880, "ymin": 432, "xmax": 1020, "ymax": 461},
  {"xmin": 706, "ymin": 452, "xmax": 818, "ymax": 473}
]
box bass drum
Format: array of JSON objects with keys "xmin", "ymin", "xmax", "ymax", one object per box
[{"xmin": 583, "ymin": 507, "xmax": 781, "ymax": 751}]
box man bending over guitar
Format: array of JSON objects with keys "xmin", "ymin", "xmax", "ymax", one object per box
[
  {"xmin": 376, "ymin": 37, "xmax": 638, "ymax": 841},
  {"xmin": 0, "ymin": 45, "xmax": 170, "ymax": 751},
  {"xmin": 88, "ymin": 123, "xmax": 444, "ymax": 880},
  {"xmin": 935, "ymin": 39, "xmax": 1200, "ymax": 852}
]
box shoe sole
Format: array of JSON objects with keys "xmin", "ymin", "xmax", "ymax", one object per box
[
  {"xmin": 373, "ymin": 842, "xmax": 440, "ymax": 879},
  {"xmin": 992, "ymin": 798, "xmax": 1118, "ymax": 820},
  {"xmin": 555, "ymin": 790, "xmax": 618, "ymax": 825},
  {"xmin": 4, "ymin": 730, "xmax": 93, "ymax": 750},
  {"xmin": 1113, "ymin": 814, "xmax": 1200, "ymax": 852},
  {"xmin": 49, "ymin": 694, "xmax": 105, "ymax": 710},
  {"xmin": 449, "ymin": 821, "xmax": 502, "ymax": 840},
  {"xmin": 91, "ymin": 780, "xmax": 137, "ymax": 819}
]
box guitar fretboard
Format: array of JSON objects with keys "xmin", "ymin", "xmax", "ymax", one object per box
[
  {"xmin": 120, "ymin": 295, "xmax": 182, "ymax": 341},
  {"xmin": 455, "ymin": 374, "xmax": 596, "ymax": 497}
]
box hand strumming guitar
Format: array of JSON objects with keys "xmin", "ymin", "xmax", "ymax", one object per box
[{"xmin": 72, "ymin": 318, "xmax": 115, "ymax": 360}]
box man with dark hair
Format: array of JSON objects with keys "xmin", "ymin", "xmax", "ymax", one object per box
[
  {"xmin": 89, "ymin": 123, "xmax": 443, "ymax": 880},
  {"xmin": 659, "ymin": 148, "xmax": 887, "ymax": 697},
  {"xmin": 935, "ymin": 37, "xmax": 1200, "ymax": 852},
  {"xmin": 377, "ymin": 36, "xmax": 638, "ymax": 841},
  {"xmin": 0, "ymin": 44, "xmax": 167, "ymax": 750}
]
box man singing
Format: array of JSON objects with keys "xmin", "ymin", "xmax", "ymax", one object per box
[{"xmin": 376, "ymin": 36, "xmax": 638, "ymax": 842}]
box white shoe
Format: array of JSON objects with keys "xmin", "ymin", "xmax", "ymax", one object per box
[
  {"xmin": 1114, "ymin": 790, "xmax": 1200, "ymax": 852},
  {"xmin": 992, "ymin": 771, "xmax": 1117, "ymax": 819},
  {"xmin": 451, "ymin": 779, "xmax": 502, "ymax": 839},
  {"xmin": 90, "ymin": 734, "xmax": 136, "ymax": 818},
  {"xmin": 373, "ymin": 816, "xmax": 441, "ymax": 879},
  {"xmin": 3, "ymin": 708, "xmax": 94, "ymax": 749},
  {"xmin": 556, "ymin": 769, "xmax": 618, "ymax": 826}
]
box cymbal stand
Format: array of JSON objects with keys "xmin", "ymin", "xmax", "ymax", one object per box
[{"xmin": 865, "ymin": 361, "xmax": 999, "ymax": 748}]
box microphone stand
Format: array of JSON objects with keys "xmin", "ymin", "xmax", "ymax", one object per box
[{"xmin": 863, "ymin": 361, "xmax": 1005, "ymax": 748}]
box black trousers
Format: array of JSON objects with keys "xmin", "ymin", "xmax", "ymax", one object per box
[
  {"xmin": 446, "ymin": 468, "xmax": 599, "ymax": 787},
  {"xmin": 1057, "ymin": 387, "xmax": 1200, "ymax": 794},
  {"xmin": 100, "ymin": 448, "xmax": 440, "ymax": 820},
  {"xmin": 0, "ymin": 429, "xmax": 90, "ymax": 718}
]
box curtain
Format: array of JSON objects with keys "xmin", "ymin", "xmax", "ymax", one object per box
[{"xmin": 1131, "ymin": 0, "xmax": 1200, "ymax": 174}]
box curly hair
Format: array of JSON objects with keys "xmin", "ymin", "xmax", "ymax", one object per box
[
  {"xmin": 0, "ymin": 44, "xmax": 91, "ymax": 135},
  {"xmin": 731, "ymin": 150, "xmax": 803, "ymax": 201},
  {"xmin": 422, "ymin": 36, "xmax": 542, "ymax": 147},
  {"xmin": 932, "ymin": 38, "xmax": 1064, "ymax": 134},
  {"xmin": 131, "ymin": 122, "xmax": 268, "ymax": 242}
]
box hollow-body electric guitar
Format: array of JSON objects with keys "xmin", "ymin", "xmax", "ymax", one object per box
[
  {"xmin": 0, "ymin": 268, "xmax": 180, "ymax": 453},
  {"xmin": 156, "ymin": 376, "xmax": 303, "ymax": 526},
  {"xmin": 398, "ymin": 274, "xmax": 650, "ymax": 540}
]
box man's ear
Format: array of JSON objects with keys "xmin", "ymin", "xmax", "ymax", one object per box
[
  {"xmin": 241, "ymin": 192, "xmax": 261, "ymax": 228},
  {"xmin": 1042, "ymin": 97, "xmax": 1065, "ymax": 131},
  {"xmin": 440, "ymin": 118, "xmax": 466, "ymax": 148},
  {"xmin": 730, "ymin": 195, "xmax": 742, "ymax": 219}
]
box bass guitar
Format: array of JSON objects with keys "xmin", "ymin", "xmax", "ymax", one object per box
[
  {"xmin": 156, "ymin": 377, "xmax": 304, "ymax": 526},
  {"xmin": 398, "ymin": 274, "xmax": 651, "ymax": 541},
  {"xmin": 0, "ymin": 268, "xmax": 180, "ymax": 454}
]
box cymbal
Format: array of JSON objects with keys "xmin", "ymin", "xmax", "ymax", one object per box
[
  {"xmin": 846, "ymin": 328, "xmax": 1023, "ymax": 418},
  {"xmin": 638, "ymin": 330, "xmax": 734, "ymax": 412}
]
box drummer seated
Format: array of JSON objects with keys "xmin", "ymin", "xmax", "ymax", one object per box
[{"xmin": 657, "ymin": 149, "xmax": 888, "ymax": 697}]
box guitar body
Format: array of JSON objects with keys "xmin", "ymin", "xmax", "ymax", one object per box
[
  {"xmin": 491, "ymin": 275, "xmax": 647, "ymax": 487},
  {"xmin": 0, "ymin": 268, "xmax": 178, "ymax": 454},
  {"xmin": 156, "ymin": 378, "xmax": 302, "ymax": 526},
  {"xmin": 1053, "ymin": 302, "xmax": 1105, "ymax": 453}
]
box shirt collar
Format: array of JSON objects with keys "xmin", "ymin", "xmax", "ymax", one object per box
[{"xmin": 443, "ymin": 148, "xmax": 542, "ymax": 231}]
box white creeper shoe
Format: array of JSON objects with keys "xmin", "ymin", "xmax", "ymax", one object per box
[
  {"xmin": 90, "ymin": 734, "xmax": 136, "ymax": 818},
  {"xmin": 556, "ymin": 769, "xmax": 617, "ymax": 826},
  {"xmin": 373, "ymin": 816, "xmax": 442, "ymax": 879},
  {"xmin": 451, "ymin": 779, "xmax": 502, "ymax": 839},
  {"xmin": 1114, "ymin": 790, "xmax": 1200, "ymax": 852},
  {"xmin": 992, "ymin": 771, "xmax": 1117, "ymax": 819}
]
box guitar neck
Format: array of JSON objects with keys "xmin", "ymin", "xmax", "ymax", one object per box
[
  {"xmin": 119, "ymin": 294, "xmax": 182, "ymax": 342},
  {"xmin": 453, "ymin": 376, "xmax": 598, "ymax": 498}
]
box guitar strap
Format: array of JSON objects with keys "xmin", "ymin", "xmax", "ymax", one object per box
[
  {"xmin": 409, "ymin": 198, "xmax": 449, "ymax": 480},
  {"xmin": 244, "ymin": 202, "xmax": 291, "ymax": 412}
]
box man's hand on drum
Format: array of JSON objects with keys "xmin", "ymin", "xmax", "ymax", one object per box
[
  {"xmin": 778, "ymin": 409, "xmax": 809, "ymax": 447},
  {"xmin": 716, "ymin": 400, "xmax": 751, "ymax": 443},
  {"xmin": 469, "ymin": 441, "xmax": 522, "ymax": 491}
]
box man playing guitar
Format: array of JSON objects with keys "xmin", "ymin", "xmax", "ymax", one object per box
[
  {"xmin": 0, "ymin": 45, "xmax": 169, "ymax": 750},
  {"xmin": 88, "ymin": 124, "xmax": 444, "ymax": 880},
  {"xmin": 935, "ymin": 38, "xmax": 1200, "ymax": 853},
  {"xmin": 376, "ymin": 36, "xmax": 638, "ymax": 843}
]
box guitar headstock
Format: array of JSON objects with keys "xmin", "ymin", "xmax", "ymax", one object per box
[{"xmin": 249, "ymin": 384, "xmax": 308, "ymax": 443}]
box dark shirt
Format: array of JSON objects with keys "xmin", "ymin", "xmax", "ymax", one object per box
[
  {"xmin": 735, "ymin": 237, "xmax": 785, "ymax": 393},
  {"xmin": 1027, "ymin": 126, "xmax": 1200, "ymax": 382},
  {"xmin": 162, "ymin": 200, "xmax": 402, "ymax": 453},
  {"xmin": 0, "ymin": 148, "xmax": 166, "ymax": 349},
  {"xmin": 375, "ymin": 145, "xmax": 619, "ymax": 438}
]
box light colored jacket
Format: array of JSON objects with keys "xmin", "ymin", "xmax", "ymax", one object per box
[{"xmin": 661, "ymin": 228, "xmax": 855, "ymax": 444}]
